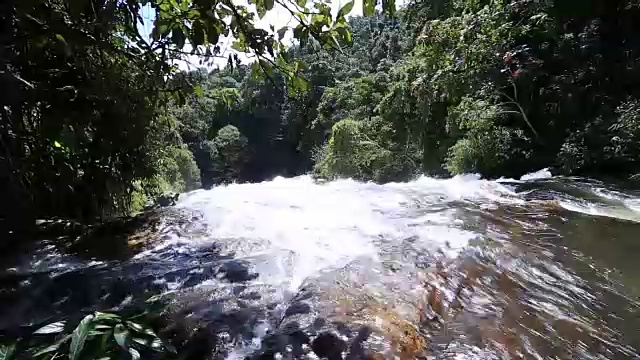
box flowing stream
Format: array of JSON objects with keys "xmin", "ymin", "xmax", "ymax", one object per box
[{"xmin": 2, "ymin": 171, "xmax": 640, "ymax": 359}]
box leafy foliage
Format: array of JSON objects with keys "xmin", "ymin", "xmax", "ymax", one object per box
[
  {"xmin": 1, "ymin": 0, "xmax": 396, "ymax": 226},
  {"xmin": 311, "ymin": 0, "xmax": 640, "ymax": 181},
  {"xmin": 314, "ymin": 118, "xmax": 415, "ymax": 182},
  {"xmin": 1, "ymin": 311, "xmax": 174, "ymax": 359}
]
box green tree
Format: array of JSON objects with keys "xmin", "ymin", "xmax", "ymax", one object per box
[{"xmin": 210, "ymin": 125, "xmax": 249, "ymax": 183}]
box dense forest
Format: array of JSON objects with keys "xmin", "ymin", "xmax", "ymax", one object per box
[
  {"xmin": 176, "ymin": 0, "xmax": 640, "ymax": 187},
  {"xmin": 2, "ymin": 0, "xmax": 640, "ymax": 232}
]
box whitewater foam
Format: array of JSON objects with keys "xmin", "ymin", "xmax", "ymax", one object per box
[{"xmin": 172, "ymin": 175, "xmax": 523, "ymax": 293}]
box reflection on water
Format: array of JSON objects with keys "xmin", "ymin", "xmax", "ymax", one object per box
[{"xmin": 1, "ymin": 173, "xmax": 640, "ymax": 359}]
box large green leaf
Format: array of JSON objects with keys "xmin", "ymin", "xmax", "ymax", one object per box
[
  {"xmin": 34, "ymin": 321, "xmax": 66, "ymax": 334},
  {"xmin": 337, "ymin": 0, "xmax": 354, "ymax": 18},
  {"xmin": 69, "ymin": 314, "xmax": 94, "ymax": 360},
  {"xmin": 32, "ymin": 335, "xmax": 71, "ymax": 357},
  {"xmin": 0, "ymin": 344, "xmax": 15, "ymax": 360},
  {"xmin": 113, "ymin": 324, "xmax": 129, "ymax": 350},
  {"xmin": 191, "ymin": 20, "xmax": 206, "ymax": 46}
]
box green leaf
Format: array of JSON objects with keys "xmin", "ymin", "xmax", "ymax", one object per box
[
  {"xmin": 172, "ymin": 27, "xmax": 186, "ymax": 49},
  {"xmin": 311, "ymin": 13, "xmax": 330, "ymax": 27},
  {"xmin": 265, "ymin": 0, "xmax": 274, "ymax": 10},
  {"xmin": 55, "ymin": 34, "xmax": 67, "ymax": 45},
  {"xmin": 256, "ymin": 0, "xmax": 267, "ymax": 18},
  {"xmin": 126, "ymin": 321, "xmax": 156, "ymax": 337},
  {"xmin": 145, "ymin": 338, "xmax": 165, "ymax": 352},
  {"xmin": 231, "ymin": 40, "xmax": 246, "ymax": 52},
  {"xmin": 93, "ymin": 325, "xmax": 114, "ymax": 330},
  {"xmin": 113, "ymin": 324, "xmax": 129, "ymax": 350},
  {"xmin": 32, "ymin": 344, "xmax": 60, "ymax": 357},
  {"xmin": 129, "ymin": 347, "xmax": 141, "ymax": 360},
  {"xmin": 34, "ymin": 321, "xmax": 66, "ymax": 334},
  {"xmin": 152, "ymin": 23, "xmax": 169, "ymax": 41},
  {"xmin": 0, "ymin": 344, "xmax": 15, "ymax": 360},
  {"xmin": 88, "ymin": 330, "xmax": 108, "ymax": 336},
  {"xmin": 296, "ymin": 0, "xmax": 306, "ymax": 7},
  {"xmin": 194, "ymin": 85, "xmax": 204, "ymax": 98},
  {"xmin": 93, "ymin": 312, "xmax": 121, "ymax": 321},
  {"xmin": 32, "ymin": 335, "xmax": 71, "ymax": 357},
  {"xmin": 335, "ymin": 27, "xmax": 352, "ymax": 44},
  {"xmin": 131, "ymin": 337, "xmax": 149, "ymax": 347},
  {"xmin": 337, "ymin": 0, "xmax": 354, "ymax": 18},
  {"xmin": 277, "ymin": 26, "xmax": 288, "ymax": 40},
  {"xmin": 207, "ymin": 25, "xmax": 219, "ymax": 45},
  {"xmin": 69, "ymin": 314, "xmax": 94, "ymax": 360},
  {"xmin": 192, "ymin": 21, "xmax": 205, "ymax": 46},
  {"xmin": 363, "ymin": 0, "xmax": 375, "ymax": 16}
]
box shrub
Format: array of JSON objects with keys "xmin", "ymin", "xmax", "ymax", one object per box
[{"xmin": 0, "ymin": 311, "xmax": 174, "ymax": 359}]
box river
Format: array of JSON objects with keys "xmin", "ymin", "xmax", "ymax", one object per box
[{"xmin": 2, "ymin": 170, "xmax": 640, "ymax": 359}]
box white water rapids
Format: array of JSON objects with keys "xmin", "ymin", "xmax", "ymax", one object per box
[
  {"xmin": 139, "ymin": 171, "xmax": 640, "ymax": 358},
  {"xmin": 4, "ymin": 170, "xmax": 640, "ymax": 359},
  {"xmin": 171, "ymin": 175, "xmax": 515, "ymax": 290}
]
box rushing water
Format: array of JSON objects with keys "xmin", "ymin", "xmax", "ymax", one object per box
[{"xmin": 2, "ymin": 171, "xmax": 640, "ymax": 359}]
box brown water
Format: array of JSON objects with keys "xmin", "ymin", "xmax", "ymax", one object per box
[{"xmin": 1, "ymin": 173, "xmax": 640, "ymax": 359}]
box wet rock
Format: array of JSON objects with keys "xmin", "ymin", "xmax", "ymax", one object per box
[
  {"xmin": 148, "ymin": 193, "xmax": 180, "ymax": 209},
  {"xmin": 285, "ymin": 301, "xmax": 312, "ymax": 317},
  {"xmin": 254, "ymin": 322, "xmax": 311, "ymax": 359},
  {"xmin": 311, "ymin": 331, "xmax": 347, "ymax": 360},
  {"xmin": 61, "ymin": 208, "xmax": 205, "ymax": 260},
  {"xmin": 217, "ymin": 260, "xmax": 257, "ymax": 282}
]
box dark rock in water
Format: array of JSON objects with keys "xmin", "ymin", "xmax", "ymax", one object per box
[
  {"xmin": 217, "ymin": 260, "xmax": 258, "ymax": 283},
  {"xmin": 153, "ymin": 193, "xmax": 180, "ymax": 208},
  {"xmin": 256, "ymin": 323, "xmax": 311, "ymax": 359},
  {"xmin": 284, "ymin": 301, "xmax": 312, "ymax": 317},
  {"xmin": 312, "ymin": 331, "xmax": 347, "ymax": 360}
]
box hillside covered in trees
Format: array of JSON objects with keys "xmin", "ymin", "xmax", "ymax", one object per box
[
  {"xmin": 170, "ymin": 0, "xmax": 640, "ymax": 189},
  {"xmin": 2, "ymin": 0, "xmax": 640, "ymax": 229}
]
